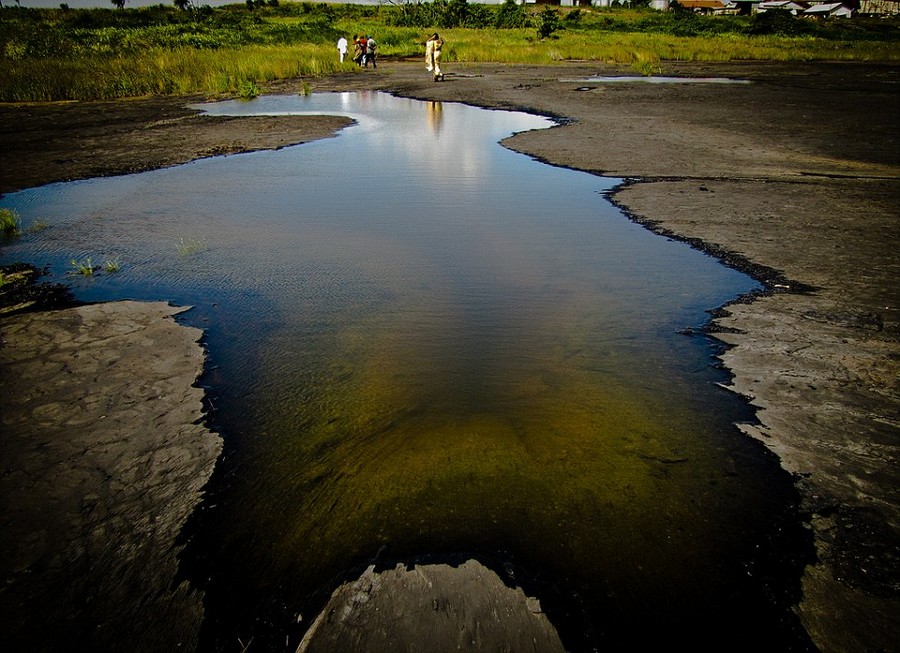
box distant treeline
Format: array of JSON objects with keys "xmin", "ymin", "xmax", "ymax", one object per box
[{"xmin": 1, "ymin": 1, "xmax": 897, "ymax": 101}]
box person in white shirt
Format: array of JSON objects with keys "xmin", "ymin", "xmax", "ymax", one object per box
[{"xmin": 425, "ymin": 33, "xmax": 444, "ymax": 82}]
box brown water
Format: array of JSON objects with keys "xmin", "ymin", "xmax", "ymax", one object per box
[{"xmin": 1, "ymin": 92, "xmax": 814, "ymax": 652}]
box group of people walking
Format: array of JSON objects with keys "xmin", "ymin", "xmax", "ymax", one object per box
[
  {"xmin": 336, "ymin": 35, "xmax": 377, "ymax": 68},
  {"xmin": 336, "ymin": 32, "xmax": 445, "ymax": 82}
]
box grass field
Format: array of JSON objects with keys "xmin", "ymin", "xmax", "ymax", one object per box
[{"xmin": 1, "ymin": 1, "xmax": 897, "ymax": 101}]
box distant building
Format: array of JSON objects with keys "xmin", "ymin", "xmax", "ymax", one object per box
[
  {"xmin": 803, "ymin": 2, "xmax": 855, "ymax": 15},
  {"xmin": 728, "ymin": 0, "xmax": 764, "ymax": 13},
  {"xmin": 757, "ymin": 0, "xmax": 809, "ymax": 12},
  {"xmin": 676, "ymin": 0, "xmax": 736, "ymax": 12}
]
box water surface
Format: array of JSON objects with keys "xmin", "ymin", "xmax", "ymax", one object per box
[{"xmin": 1, "ymin": 91, "xmax": 811, "ymax": 651}]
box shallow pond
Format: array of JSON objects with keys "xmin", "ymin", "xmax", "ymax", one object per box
[{"xmin": 1, "ymin": 91, "xmax": 812, "ymax": 651}]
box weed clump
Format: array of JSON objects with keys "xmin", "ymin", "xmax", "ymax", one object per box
[
  {"xmin": 176, "ymin": 237, "xmax": 206, "ymax": 256},
  {"xmin": 69, "ymin": 256, "xmax": 96, "ymax": 276},
  {"xmin": 1, "ymin": 208, "xmax": 22, "ymax": 236}
]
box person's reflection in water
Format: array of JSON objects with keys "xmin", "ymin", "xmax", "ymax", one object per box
[{"xmin": 426, "ymin": 101, "xmax": 443, "ymax": 135}]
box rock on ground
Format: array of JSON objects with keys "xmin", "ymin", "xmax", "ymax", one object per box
[{"xmin": 297, "ymin": 559, "xmax": 566, "ymax": 653}]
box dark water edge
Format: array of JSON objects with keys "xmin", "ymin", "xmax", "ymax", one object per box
[{"xmin": 177, "ymin": 317, "xmax": 817, "ymax": 653}]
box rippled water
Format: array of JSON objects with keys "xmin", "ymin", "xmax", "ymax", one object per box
[{"xmin": 1, "ymin": 91, "xmax": 812, "ymax": 651}]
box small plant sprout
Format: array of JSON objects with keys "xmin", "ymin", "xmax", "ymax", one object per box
[
  {"xmin": 1, "ymin": 208, "xmax": 22, "ymax": 236},
  {"xmin": 70, "ymin": 256, "xmax": 96, "ymax": 276},
  {"xmin": 301, "ymin": 82, "xmax": 312, "ymax": 96},
  {"xmin": 176, "ymin": 237, "xmax": 206, "ymax": 256},
  {"xmin": 104, "ymin": 257, "xmax": 121, "ymax": 273}
]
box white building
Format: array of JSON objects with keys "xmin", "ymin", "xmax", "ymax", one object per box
[
  {"xmin": 757, "ymin": 0, "xmax": 808, "ymax": 13},
  {"xmin": 803, "ymin": 2, "xmax": 854, "ymax": 16}
]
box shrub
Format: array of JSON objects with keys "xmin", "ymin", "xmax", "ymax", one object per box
[
  {"xmin": 747, "ymin": 9, "xmax": 815, "ymax": 37},
  {"xmin": 495, "ymin": 0, "xmax": 527, "ymax": 29},
  {"xmin": 536, "ymin": 7, "xmax": 560, "ymax": 40}
]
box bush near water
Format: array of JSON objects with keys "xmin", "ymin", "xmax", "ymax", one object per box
[{"xmin": 1, "ymin": 1, "xmax": 897, "ymax": 101}]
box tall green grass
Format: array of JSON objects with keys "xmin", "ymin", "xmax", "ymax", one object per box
[
  {"xmin": 417, "ymin": 28, "xmax": 900, "ymax": 65},
  {"xmin": 1, "ymin": 3, "xmax": 897, "ymax": 102},
  {"xmin": 1, "ymin": 44, "xmax": 345, "ymax": 101}
]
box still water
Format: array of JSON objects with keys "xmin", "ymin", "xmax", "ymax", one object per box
[{"xmin": 2, "ymin": 92, "xmax": 812, "ymax": 651}]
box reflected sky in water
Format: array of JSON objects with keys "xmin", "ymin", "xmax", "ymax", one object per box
[{"xmin": 0, "ymin": 92, "xmax": 811, "ymax": 652}]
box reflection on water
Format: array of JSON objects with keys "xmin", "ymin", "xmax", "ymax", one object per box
[
  {"xmin": 426, "ymin": 100, "xmax": 443, "ymax": 134},
  {"xmin": 0, "ymin": 92, "xmax": 811, "ymax": 651}
]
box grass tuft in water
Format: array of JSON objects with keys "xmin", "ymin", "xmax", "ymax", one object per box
[
  {"xmin": 238, "ymin": 79, "xmax": 260, "ymax": 100},
  {"xmin": 632, "ymin": 52, "xmax": 662, "ymax": 77},
  {"xmin": 103, "ymin": 257, "xmax": 122, "ymax": 273},
  {"xmin": 176, "ymin": 237, "xmax": 206, "ymax": 256},
  {"xmin": 1, "ymin": 208, "xmax": 22, "ymax": 236},
  {"xmin": 69, "ymin": 257, "xmax": 96, "ymax": 276}
]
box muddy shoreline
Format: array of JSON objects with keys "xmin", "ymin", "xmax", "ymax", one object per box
[{"xmin": 1, "ymin": 61, "xmax": 897, "ymax": 651}]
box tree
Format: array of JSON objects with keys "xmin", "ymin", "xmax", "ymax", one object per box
[
  {"xmin": 110, "ymin": 0, "xmax": 126, "ymax": 8},
  {"xmin": 441, "ymin": 0, "xmax": 469, "ymax": 28},
  {"xmin": 495, "ymin": 0, "xmax": 527, "ymax": 29},
  {"xmin": 536, "ymin": 7, "xmax": 560, "ymax": 40}
]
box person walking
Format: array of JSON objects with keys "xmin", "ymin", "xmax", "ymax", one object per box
[
  {"xmin": 337, "ymin": 36, "xmax": 348, "ymax": 63},
  {"xmin": 365, "ymin": 35, "xmax": 377, "ymax": 69},
  {"xmin": 425, "ymin": 33, "xmax": 444, "ymax": 82},
  {"xmin": 353, "ymin": 35, "xmax": 366, "ymax": 66}
]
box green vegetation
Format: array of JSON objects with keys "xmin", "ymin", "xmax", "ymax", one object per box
[
  {"xmin": 1, "ymin": 2, "xmax": 897, "ymax": 101},
  {"xmin": 69, "ymin": 256, "xmax": 96, "ymax": 276},
  {"xmin": 26, "ymin": 220, "xmax": 49, "ymax": 233},
  {"xmin": 0, "ymin": 208, "xmax": 22, "ymax": 236},
  {"xmin": 1, "ymin": 263, "xmax": 76, "ymax": 315},
  {"xmin": 536, "ymin": 6, "xmax": 561, "ymax": 41},
  {"xmin": 176, "ymin": 237, "xmax": 206, "ymax": 256},
  {"xmin": 66, "ymin": 255, "xmax": 120, "ymax": 275},
  {"xmin": 238, "ymin": 78, "xmax": 260, "ymax": 99},
  {"xmin": 1, "ymin": 208, "xmax": 50, "ymax": 236}
]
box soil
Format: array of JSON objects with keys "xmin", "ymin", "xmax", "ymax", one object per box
[{"xmin": 0, "ymin": 60, "xmax": 897, "ymax": 652}]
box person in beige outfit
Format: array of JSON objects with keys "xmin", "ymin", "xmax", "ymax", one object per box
[{"xmin": 425, "ymin": 33, "xmax": 444, "ymax": 82}]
